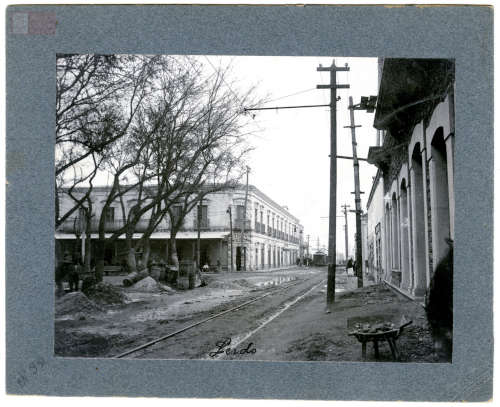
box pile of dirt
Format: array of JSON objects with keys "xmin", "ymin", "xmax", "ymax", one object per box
[
  {"xmin": 55, "ymin": 292, "xmax": 102, "ymax": 317},
  {"xmin": 131, "ymin": 276, "xmax": 165, "ymax": 292},
  {"xmin": 84, "ymin": 282, "xmax": 130, "ymax": 306},
  {"xmin": 158, "ymin": 283, "xmax": 176, "ymax": 293},
  {"xmin": 396, "ymin": 325, "xmax": 436, "ymax": 362},
  {"xmin": 54, "ymin": 328, "xmax": 136, "ymax": 357}
]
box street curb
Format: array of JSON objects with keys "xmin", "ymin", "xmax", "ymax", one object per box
[{"xmin": 383, "ymin": 280, "xmax": 425, "ymax": 308}]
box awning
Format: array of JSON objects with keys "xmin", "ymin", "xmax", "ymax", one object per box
[{"xmin": 374, "ymin": 59, "xmax": 454, "ymax": 138}]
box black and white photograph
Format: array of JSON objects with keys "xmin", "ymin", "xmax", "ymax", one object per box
[{"xmin": 54, "ymin": 55, "xmax": 454, "ymax": 363}]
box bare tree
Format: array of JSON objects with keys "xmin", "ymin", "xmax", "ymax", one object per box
[
  {"xmin": 55, "ymin": 54, "xmax": 165, "ymax": 228},
  {"xmin": 56, "ymin": 55, "xmax": 261, "ymax": 283},
  {"xmin": 115, "ymin": 57, "xmax": 259, "ymax": 278}
]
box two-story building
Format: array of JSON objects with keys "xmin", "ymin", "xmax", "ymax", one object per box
[{"xmin": 55, "ymin": 184, "xmax": 304, "ymax": 272}]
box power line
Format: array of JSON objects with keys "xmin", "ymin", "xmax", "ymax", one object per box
[
  {"xmin": 267, "ymin": 87, "xmax": 317, "ymax": 103},
  {"xmin": 244, "ymin": 103, "xmax": 330, "ymax": 112}
]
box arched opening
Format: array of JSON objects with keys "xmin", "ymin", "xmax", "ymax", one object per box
[
  {"xmin": 384, "ymin": 202, "xmax": 392, "ymax": 282},
  {"xmin": 430, "ymin": 127, "xmax": 451, "ymax": 268},
  {"xmin": 400, "ymin": 179, "xmax": 411, "ymax": 290},
  {"xmin": 391, "ymin": 193, "xmax": 400, "ymax": 285},
  {"xmin": 411, "ymin": 143, "xmax": 428, "ymax": 295}
]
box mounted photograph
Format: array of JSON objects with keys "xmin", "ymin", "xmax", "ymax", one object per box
[{"xmin": 54, "ymin": 55, "xmax": 455, "ymax": 363}]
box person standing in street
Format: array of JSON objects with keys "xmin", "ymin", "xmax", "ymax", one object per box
[
  {"xmin": 68, "ymin": 259, "xmax": 82, "ymax": 292},
  {"xmin": 346, "ymin": 258, "xmax": 354, "ymax": 275},
  {"xmin": 55, "ymin": 252, "xmax": 73, "ymax": 296},
  {"xmin": 425, "ymin": 242, "xmax": 453, "ymax": 362}
]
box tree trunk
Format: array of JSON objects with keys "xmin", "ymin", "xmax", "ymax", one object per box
[
  {"xmin": 75, "ymin": 234, "xmax": 82, "ymax": 262},
  {"xmin": 142, "ymin": 238, "xmax": 151, "ymax": 269},
  {"xmin": 84, "ymin": 230, "xmax": 92, "ymax": 274},
  {"xmin": 169, "ymin": 236, "xmax": 179, "ymax": 269},
  {"xmin": 95, "ymin": 237, "xmax": 105, "ymax": 282},
  {"xmin": 127, "ymin": 247, "xmax": 137, "ymax": 274},
  {"xmin": 125, "ymin": 227, "xmax": 138, "ymax": 273},
  {"xmin": 169, "ymin": 231, "xmax": 179, "ymax": 284},
  {"xmin": 55, "ymin": 184, "xmax": 60, "ymax": 227}
]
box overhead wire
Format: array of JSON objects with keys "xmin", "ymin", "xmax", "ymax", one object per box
[{"xmin": 266, "ymin": 87, "xmax": 317, "ymax": 103}]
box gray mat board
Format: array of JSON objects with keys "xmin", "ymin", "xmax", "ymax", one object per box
[{"xmin": 5, "ymin": 4, "xmax": 493, "ymax": 401}]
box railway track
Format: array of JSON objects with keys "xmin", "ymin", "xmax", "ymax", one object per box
[{"xmin": 113, "ymin": 272, "xmax": 325, "ymax": 359}]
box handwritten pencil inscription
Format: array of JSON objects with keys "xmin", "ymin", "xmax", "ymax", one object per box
[{"xmin": 208, "ymin": 338, "xmax": 256, "ymax": 358}]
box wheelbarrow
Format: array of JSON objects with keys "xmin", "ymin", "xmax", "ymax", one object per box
[{"xmin": 348, "ymin": 317, "xmax": 413, "ymax": 361}]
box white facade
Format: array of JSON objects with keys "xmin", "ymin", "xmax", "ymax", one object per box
[
  {"xmin": 56, "ymin": 185, "xmax": 303, "ymax": 272},
  {"xmin": 365, "ymin": 58, "xmax": 455, "ymax": 299},
  {"xmin": 365, "ymin": 173, "xmax": 386, "ymax": 283}
]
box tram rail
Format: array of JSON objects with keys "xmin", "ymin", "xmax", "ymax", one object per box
[{"xmin": 114, "ymin": 275, "xmax": 322, "ymax": 358}]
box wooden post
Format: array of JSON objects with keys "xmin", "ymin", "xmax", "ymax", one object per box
[
  {"xmin": 346, "ymin": 96, "xmax": 364, "ymax": 288},
  {"xmin": 342, "ymin": 204, "xmax": 350, "ymax": 265},
  {"xmin": 196, "ymin": 198, "xmax": 202, "ymax": 271},
  {"xmin": 227, "ymin": 206, "xmax": 234, "ymax": 272},
  {"xmin": 241, "ymin": 166, "xmax": 250, "ymax": 271},
  {"xmin": 219, "ymin": 239, "xmax": 223, "ymax": 272},
  {"xmin": 317, "ymin": 60, "xmax": 350, "ymax": 308}
]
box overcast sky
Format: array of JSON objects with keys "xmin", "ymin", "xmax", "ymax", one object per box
[
  {"xmin": 201, "ymin": 56, "xmax": 379, "ymax": 257},
  {"xmin": 88, "ymin": 55, "xmax": 379, "ymax": 258}
]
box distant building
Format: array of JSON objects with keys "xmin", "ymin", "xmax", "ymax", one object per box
[
  {"xmin": 364, "ymin": 58, "xmax": 455, "ymax": 299},
  {"xmin": 56, "ymin": 185, "xmax": 303, "ymax": 272}
]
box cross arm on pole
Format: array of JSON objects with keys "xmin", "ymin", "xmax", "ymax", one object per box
[
  {"xmin": 317, "ymin": 66, "xmax": 350, "ymax": 72},
  {"xmin": 336, "ymin": 155, "xmax": 368, "ymax": 162},
  {"xmin": 317, "ymin": 84, "xmax": 350, "ymax": 89}
]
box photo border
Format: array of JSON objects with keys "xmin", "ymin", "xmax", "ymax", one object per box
[{"xmin": 5, "ymin": 4, "xmax": 493, "ymax": 401}]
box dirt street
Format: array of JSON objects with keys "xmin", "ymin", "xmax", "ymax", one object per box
[
  {"xmin": 55, "ymin": 267, "xmax": 322, "ymax": 357},
  {"xmin": 55, "ymin": 266, "xmax": 438, "ymax": 362}
]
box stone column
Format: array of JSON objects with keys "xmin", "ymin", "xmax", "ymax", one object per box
[
  {"xmin": 406, "ymin": 183, "xmax": 415, "ymax": 293},
  {"xmin": 428, "ymin": 154, "xmax": 450, "ymax": 269},
  {"xmin": 445, "ymin": 134, "xmax": 455, "ymax": 241},
  {"xmin": 410, "ymin": 164, "xmax": 427, "ymax": 297},
  {"xmin": 399, "ymin": 187, "xmax": 411, "ymax": 292}
]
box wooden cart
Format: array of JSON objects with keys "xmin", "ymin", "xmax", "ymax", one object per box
[{"xmin": 348, "ymin": 319, "xmax": 412, "ymax": 361}]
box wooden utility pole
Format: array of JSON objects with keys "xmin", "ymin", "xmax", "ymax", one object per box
[
  {"xmin": 241, "ymin": 166, "xmax": 250, "ymax": 271},
  {"xmin": 341, "ymin": 204, "xmax": 350, "ymax": 265},
  {"xmin": 317, "ymin": 60, "xmax": 350, "ymax": 308},
  {"xmin": 345, "ymin": 96, "xmax": 363, "ymax": 288},
  {"xmin": 196, "ymin": 197, "xmax": 203, "ymax": 271},
  {"xmin": 306, "ymin": 234, "xmax": 310, "ymax": 264},
  {"xmin": 227, "ymin": 206, "xmax": 234, "ymax": 272}
]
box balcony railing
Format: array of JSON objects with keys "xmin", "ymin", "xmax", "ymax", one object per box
[
  {"xmin": 193, "ymin": 218, "xmax": 210, "ymax": 229},
  {"xmin": 255, "ymin": 222, "xmax": 270, "ymax": 234},
  {"xmin": 233, "ymin": 219, "xmax": 251, "ymax": 231},
  {"xmin": 57, "ymin": 217, "xmax": 154, "ymax": 234},
  {"xmin": 58, "ymin": 216, "xmax": 301, "ymax": 243}
]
